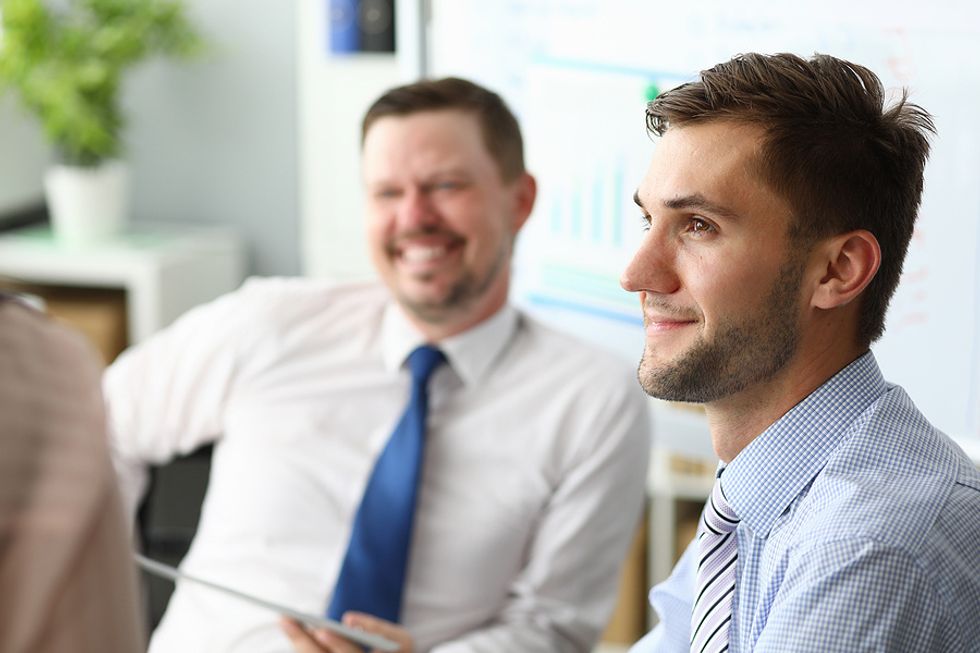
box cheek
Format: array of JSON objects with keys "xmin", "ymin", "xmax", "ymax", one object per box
[
  {"xmin": 437, "ymin": 195, "xmax": 480, "ymax": 228},
  {"xmin": 363, "ymin": 226, "xmax": 394, "ymax": 272},
  {"xmin": 364, "ymin": 211, "xmax": 390, "ymax": 246},
  {"xmin": 687, "ymin": 253, "xmax": 772, "ymax": 317},
  {"xmin": 451, "ymin": 205, "xmax": 505, "ymax": 244},
  {"xmin": 468, "ymin": 221, "xmax": 512, "ymax": 264}
]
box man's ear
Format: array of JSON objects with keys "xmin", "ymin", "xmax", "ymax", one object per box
[
  {"xmin": 810, "ymin": 229, "xmax": 881, "ymax": 310},
  {"xmin": 511, "ymin": 173, "xmax": 537, "ymax": 232}
]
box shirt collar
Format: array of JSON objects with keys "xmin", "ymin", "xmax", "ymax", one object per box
[
  {"xmin": 721, "ymin": 351, "xmax": 887, "ymax": 537},
  {"xmin": 381, "ymin": 302, "xmax": 519, "ymax": 386}
]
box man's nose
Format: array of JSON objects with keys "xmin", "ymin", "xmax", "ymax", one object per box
[
  {"xmin": 396, "ymin": 186, "xmax": 439, "ymax": 230},
  {"xmin": 620, "ymin": 230, "xmax": 681, "ymax": 295}
]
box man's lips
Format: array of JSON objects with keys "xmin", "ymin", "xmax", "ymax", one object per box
[
  {"xmin": 389, "ymin": 236, "xmax": 464, "ymax": 270},
  {"xmin": 399, "ymin": 243, "xmax": 452, "ymax": 263},
  {"xmin": 640, "ymin": 301, "xmax": 700, "ymax": 334},
  {"xmin": 643, "ymin": 316, "xmax": 697, "ymax": 334}
]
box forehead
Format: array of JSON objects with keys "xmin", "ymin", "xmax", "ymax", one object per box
[
  {"xmin": 361, "ymin": 109, "xmax": 495, "ymax": 180},
  {"xmin": 638, "ymin": 121, "xmax": 788, "ymax": 219}
]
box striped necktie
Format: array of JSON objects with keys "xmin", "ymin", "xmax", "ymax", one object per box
[
  {"xmin": 328, "ymin": 345, "xmax": 445, "ymax": 624},
  {"xmin": 691, "ymin": 478, "xmax": 741, "ymax": 653}
]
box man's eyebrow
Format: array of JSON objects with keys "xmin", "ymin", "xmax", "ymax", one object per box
[
  {"xmin": 633, "ymin": 190, "xmax": 740, "ymax": 220},
  {"xmin": 663, "ymin": 194, "xmax": 741, "ymax": 220},
  {"xmin": 427, "ymin": 166, "xmax": 470, "ymax": 178}
]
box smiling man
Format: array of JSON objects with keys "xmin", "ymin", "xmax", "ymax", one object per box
[
  {"xmin": 622, "ymin": 54, "xmax": 980, "ymax": 652},
  {"xmin": 104, "ymin": 78, "xmax": 650, "ymax": 653},
  {"xmin": 362, "ymin": 107, "xmax": 524, "ymax": 339}
]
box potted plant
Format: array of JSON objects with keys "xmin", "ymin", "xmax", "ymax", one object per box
[{"xmin": 0, "ymin": 0, "xmax": 202, "ymax": 244}]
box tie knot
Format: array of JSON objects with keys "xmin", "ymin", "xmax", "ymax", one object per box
[
  {"xmin": 406, "ymin": 345, "xmax": 445, "ymax": 384},
  {"xmin": 702, "ymin": 479, "xmax": 740, "ymax": 535}
]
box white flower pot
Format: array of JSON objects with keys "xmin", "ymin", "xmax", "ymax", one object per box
[{"xmin": 44, "ymin": 160, "xmax": 129, "ymax": 245}]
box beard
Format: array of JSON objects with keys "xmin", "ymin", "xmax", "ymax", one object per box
[
  {"xmin": 393, "ymin": 234, "xmax": 510, "ymax": 324},
  {"xmin": 637, "ymin": 256, "xmax": 805, "ymax": 403}
]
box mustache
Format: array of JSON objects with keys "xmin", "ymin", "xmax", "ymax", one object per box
[{"xmin": 640, "ymin": 295, "xmax": 701, "ymax": 321}]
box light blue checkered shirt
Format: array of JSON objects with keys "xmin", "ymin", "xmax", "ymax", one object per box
[{"xmin": 632, "ymin": 352, "xmax": 980, "ymax": 652}]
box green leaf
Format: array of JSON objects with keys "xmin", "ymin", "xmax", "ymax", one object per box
[{"xmin": 0, "ymin": 0, "xmax": 205, "ymax": 165}]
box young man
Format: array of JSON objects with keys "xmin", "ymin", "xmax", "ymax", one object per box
[
  {"xmin": 105, "ymin": 78, "xmax": 651, "ymax": 653},
  {"xmin": 622, "ymin": 53, "xmax": 980, "ymax": 652}
]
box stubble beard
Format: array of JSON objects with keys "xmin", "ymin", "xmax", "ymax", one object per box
[
  {"xmin": 637, "ymin": 257, "xmax": 805, "ymax": 403},
  {"xmin": 395, "ymin": 239, "xmax": 510, "ymax": 325}
]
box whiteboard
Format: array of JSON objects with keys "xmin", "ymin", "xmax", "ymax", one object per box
[{"xmin": 424, "ymin": 0, "xmax": 980, "ymax": 458}]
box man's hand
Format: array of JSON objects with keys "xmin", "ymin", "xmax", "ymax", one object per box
[{"xmin": 280, "ymin": 613, "xmax": 414, "ymax": 653}]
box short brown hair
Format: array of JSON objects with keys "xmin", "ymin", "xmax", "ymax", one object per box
[
  {"xmin": 647, "ymin": 52, "xmax": 935, "ymax": 345},
  {"xmin": 362, "ymin": 77, "xmax": 525, "ymax": 182}
]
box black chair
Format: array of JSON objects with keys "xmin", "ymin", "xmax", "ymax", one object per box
[{"xmin": 137, "ymin": 444, "xmax": 213, "ymax": 631}]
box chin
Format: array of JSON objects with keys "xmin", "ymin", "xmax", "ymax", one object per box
[
  {"xmin": 400, "ymin": 279, "xmax": 452, "ymax": 304},
  {"xmin": 395, "ymin": 286, "xmax": 455, "ymax": 319}
]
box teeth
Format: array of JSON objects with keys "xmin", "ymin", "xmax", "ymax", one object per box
[{"xmin": 401, "ymin": 245, "xmax": 447, "ymax": 263}]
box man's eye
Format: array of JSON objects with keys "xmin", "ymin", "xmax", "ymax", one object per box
[
  {"xmin": 689, "ymin": 217, "xmax": 714, "ymax": 234},
  {"xmin": 375, "ymin": 188, "xmax": 400, "ymax": 199},
  {"xmin": 434, "ymin": 180, "xmax": 463, "ymax": 192},
  {"xmin": 638, "ymin": 215, "xmax": 651, "ymax": 232}
]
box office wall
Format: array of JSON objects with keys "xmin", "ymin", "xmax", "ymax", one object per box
[
  {"xmin": 0, "ymin": 96, "xmax": 48, "ymax": 217},
  {"xmin": 124, "ymin": 0, "xmax": 300, "ymax": 276},
  {"xmin": 297, "ymin": 0, "xmax": 400, "ymax": 281}
]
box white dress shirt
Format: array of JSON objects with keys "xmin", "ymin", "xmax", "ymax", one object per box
[{"xmin": 105, "ymin": 278, "xmax": 651, "ymax": 653}]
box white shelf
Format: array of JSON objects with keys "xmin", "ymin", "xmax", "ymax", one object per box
[{"xmin": 0, "ymin": 223, "xmax": 246, "ymax": 343}]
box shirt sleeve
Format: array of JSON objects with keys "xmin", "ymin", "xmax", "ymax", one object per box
[
  {"xmin": 755, "ymin": 538, "xmax": 961, "ymax": 652},
  {"xmin": 430, "ymin": 373, "xmax": 653, "ymax": 653},
  {"xmin": 629, "ymin": 535, "xmax": 697, "ymax": 653},
  {"xmin": 103, "ymin": 280, "xmax": 265, "ymax": 521}
]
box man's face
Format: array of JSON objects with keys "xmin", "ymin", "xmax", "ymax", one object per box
[
  {"xmin": 362, "ymin": 110, "xmax": 530, "ymax": 326},
  {"xmin": 621, "ymin": 121, "xmax": 806, "ymax": 403}
]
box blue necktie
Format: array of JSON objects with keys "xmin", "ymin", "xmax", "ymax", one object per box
[{"xmin": 328, "ymin": 345, "xmax": 446, "ymax": 624}]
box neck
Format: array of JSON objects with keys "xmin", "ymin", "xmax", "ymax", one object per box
[
  {"xmin": 401, "ymin": 280, "xmax": 510, "ymax": 343},
  {"xmin": 705, "ymin": 336, "xmax": 868, "ymax": 463}
]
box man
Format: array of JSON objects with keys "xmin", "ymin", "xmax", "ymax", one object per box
[
  {"xmin": 105, "ymin": 77, "xmax": 650, "ymax": 652},
  {"xmin": 621, "ymin": 53, "xmax": 980, "ymax": 652},
  {"xmin": 0, "ymin": 295, "xmax": 144, "ymax": 652}
]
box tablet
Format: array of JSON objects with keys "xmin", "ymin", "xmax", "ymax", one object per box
[{"xmin": 134, "ymin": 554, "xmax": 399, "ymax": 652}]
